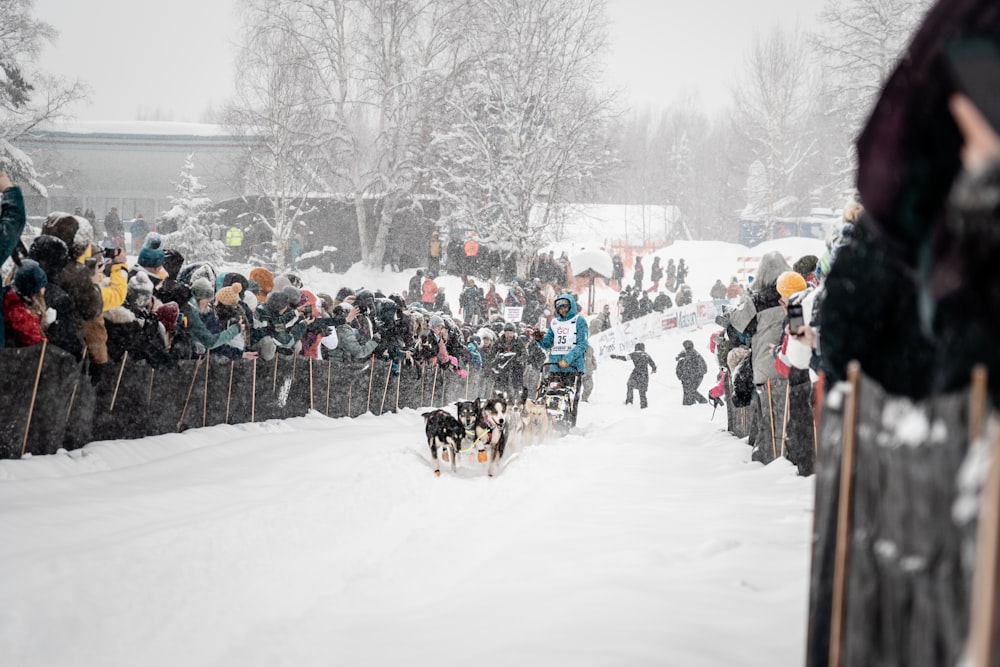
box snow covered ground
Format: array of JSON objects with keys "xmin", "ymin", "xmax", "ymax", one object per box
[{"xmin": 0, "ymin": 238, "xmax": 823, "ymax": 667}]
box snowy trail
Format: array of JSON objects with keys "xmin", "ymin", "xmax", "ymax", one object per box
[{"xmin": 0, "ymin": 328, "xmax": 814, "ymax": 666}]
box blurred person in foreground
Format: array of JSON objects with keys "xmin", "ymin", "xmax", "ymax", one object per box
[{"xmin": 811, "ymin": 2, "xmax": 1000, "ymax": 665}]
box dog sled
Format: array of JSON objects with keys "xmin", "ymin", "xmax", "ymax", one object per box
[{"xmin": 533, "ymin": 362, "xmax": 580, "ymax": 436}]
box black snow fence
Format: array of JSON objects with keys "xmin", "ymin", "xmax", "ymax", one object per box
[
  {"xmin": 0, "ymin": 346, "xmax": 487, "ymax": 459},
  {"xmin": 806, "ymin": 364, "xmax": 997, "ymax": 667}
]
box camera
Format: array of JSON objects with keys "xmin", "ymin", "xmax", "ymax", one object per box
[
  {"xmin": 103, "ymin": 247, "xmax": 119, "ymax": 260},
  {"xmin": 84, "ymin": 257, "xmax": 98, "ymax": 271},
  {"xmin": 787, "ymin": 303, "xmax": 805, "ymax": 333}
]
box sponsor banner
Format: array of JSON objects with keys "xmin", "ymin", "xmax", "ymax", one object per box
[
  {"xmin": 591, "ymin": 301, "xmax": 714, "ymax": 358},
  {"xmin": 504, "ymin": 306, "xmax": 524, "ymax": 323}
]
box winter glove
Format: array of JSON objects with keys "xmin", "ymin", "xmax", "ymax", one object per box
[
  {"xmin": 372, "ymin": 333, "xmax": 382, "ymax": 343},
  {"xmin": 532, "ymin": 329, "xmax": 546, "ymax": 342},
  {"xmin": 558, "ymin": 359, "xmax": 569, "ymax": 369},
  {"xmin": 447, "ymin": 355, "xmax": 459, "ymax": 367},
  {"xmin": 45, "ymin": 308, "xmax": 57, "ymax": 324},
  {"xmin": 226, "ymin": 323, "xmax": 240, "ymax": 336},
  {"xmin": 456, "ymin": 368, "xmax": 468, "ymax": 379}
]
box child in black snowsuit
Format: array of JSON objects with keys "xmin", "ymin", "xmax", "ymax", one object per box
[
  {"xmin": 611, "ymin": 342, "xmax": 657, "ymax": 409},
  {"xmin": 675, "ymin": 339, "xmax": 708, "ymax": 405}
]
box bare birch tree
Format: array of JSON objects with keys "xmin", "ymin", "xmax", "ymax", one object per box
[
  {"xmin": 811, "ymin": 0, "xmax": 935, "ymax": 182},
  {"xmin": 224, "ymin": 5, "xmax": 327, "ymax": 270},
  {"xmin": 731, "ymin": 26, "xmax": 821, "ymax": 222},
  {"xmin": 431, "ymin": 0, "xmax": 614, "ymax": 277},
  {"xmin": 234, "ymin": 0, "xmax": 467, "ymax": 269}
]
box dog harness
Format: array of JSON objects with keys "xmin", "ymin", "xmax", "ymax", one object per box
[{"xmin": 458, "ymin": 428, "xmax": 486, "ymax": 454}]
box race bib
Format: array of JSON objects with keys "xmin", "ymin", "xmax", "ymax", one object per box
[{"xmin": 550, "ymin": 316, "xmax": 578, "ymax": 355}]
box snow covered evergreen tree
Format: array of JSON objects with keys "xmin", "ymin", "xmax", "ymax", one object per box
[{"xmin": 159, "ymin": 155, "xmax": 227, "ymax": 265}]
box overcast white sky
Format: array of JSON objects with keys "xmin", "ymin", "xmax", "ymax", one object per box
[{"xmin": 34, "ymin": 0, "xmax": 828, "ymax": 123}]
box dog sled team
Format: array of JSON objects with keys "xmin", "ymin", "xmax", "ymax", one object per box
[{"xmin": 422, "ymin": 292, "xmax": 588, "ymax": 476}]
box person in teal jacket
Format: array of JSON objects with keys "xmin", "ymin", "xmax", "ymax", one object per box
[
  {"xmin": 0, "ymin": 171, "xmax": 26, "ymax": 348},
  {"xmin": 533, "ymin": 292, "xmax": 589, "ymax": 425},
  {"xmin": 535, "ymin": 292, "xmax": 589, "ymax": 373}
]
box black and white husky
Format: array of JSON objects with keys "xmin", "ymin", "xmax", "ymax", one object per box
[
  {"xmin": 474, "ymin": 394, "xmax": 509, "ymax": 477},
  {"xmin": 422, "ymin": 409, "xmax": 465, "ymax": 477}
]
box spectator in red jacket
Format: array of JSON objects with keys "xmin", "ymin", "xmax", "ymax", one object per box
[{"xmin": 3, "ymin": 259, "xmax": 48, "ymax": 347}]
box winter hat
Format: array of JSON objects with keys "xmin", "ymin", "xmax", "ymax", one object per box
[
  {"xmin": 178, "ymin": 262, "xmax": 217, "ymax": 289},
  {"xmin": 335, "ymin": 286, "xmax": 355, "ymax": 304},
  {"xmin": 249, "ymin": 268, "xmax": 274, "ymax": 299},
  {"xmin": 191, "ymin": 277, "xmax": 215, "ymax": 301},
  {"xmin": 266, "ymin": 288, "xmax": 290, "ymax": 312},
  {"xmin": 41, "ymin": 212, "xmax": 93, "ymax": 259},
  {"xmin": 330, "ymin": 305, "xmax": 349, "ymax": 327},
  {"xmin": 243, "ymin": 290, "xmax": 259, "ymax": 312},
  {"xmin": 272, "ymin": 274, "xmax": 292, "ymax": 294},
  {"xmin": 215, "ymin": 282, "xmax": 242, "ymax": 307},
  {"xmin": 635, "ymin": 342, "xmax": 645, "ymax": 352},
  {"xmin": 682, "ymin": 339, "xmax": 695, "ymax": 351},
  {"xmin": 156, "ymin": 302, "xmax": 180, "ymax": 332},
  {"xmin": 28, "ymin": 234, "xmax": 69, "ymax": 277},
  {"xmin": 428, "ymin": 314, "xmax": 445, "ymax": 329},
  {"xmin": 137, "ymin": 232, "xmax": 166, "ymax": 269},
  {"xmin": 128, "ymin": 271, "xmax": 154, "ymax": 296},
  {"xmin": 143, "ymin": 232, "xmax": 162, "ymax": 250},
  {"xmin": 222, "ymin": 273, "xmax": 247, "ymax": 293},
  {"xmin": 137, "ymin": 245, "xmax": 165, "ymax": 268},
  {"xmin": 127, "ymin": 271, "xmax": 155, "ymax": 308},
  {"xmin": 282, "ymin": 284, "xmax": 301, "ymax": 308},
  {"xmin": 317, "ymin": 292, "xmax": 335, "ymax": 314},
  {"xmin": 776, "ymin": 270, "xmax": 808, "ymax": 298},
  {"xmin": 13, "ymin": 259, "xmax": 47, "ymax": 297},
  {"xmin": 792, "ymin": 255, "xmax": 819, "ymax": 279},
  {"xmin": 163, "ymin": 249, "xmax": 185, "ymax": 279}
]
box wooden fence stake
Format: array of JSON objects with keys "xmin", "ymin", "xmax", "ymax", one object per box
[
  {"xmin": 202, "ymin": 350, "xmax": 210, "ymax": 427},
  {"xmin": 325, "ymin": 361, "xmax": 332, "ymax": 416},
  {"xmin": 225, "ymin": 362, "xmax": 234, "ymax": 424},
  {"xmin": 767, "ymin": 378, "xmax": 777, "ymax": 460},
  {"xmin": 968, "ymin": 366, "xmax": 997, "ymax": 667},
  {"xmin": 109, "ymin": 351, "xmax": 129, "ymax": 413},
  {"xmin": 20, "ymin": 340, "xmax": 48, "ymax": 457},
  {"xmin": 780, "ymin": 381, "xmax": 791, "ymax": 459},
  {"xmin": 430, "ymin": 363, "xmax": 439, "ymax": 406},
  {"xmin": 366, "ymin": 355, "xmax": 376, "ymax": 414},
  {"xmin": 251, "ymin": 358, "xmax": 257, "ymax": 423},
  {"xmin": 829, "ymin": 361, "xmax": 861, "ymax": 667},
  {"xmin": 420, "ymin": 363, "xmax": 426, "ymax": 405},
  {"xmin": 395, "ymin": 371, "xmax": 402, "ymax": 412},
  {"xmin": 308, "ymin": 358, "xmax": 314, "ymax": 412},
  {"xmin": 378, "ymin": 362, "xmax": 392, "ymax": 415},
  {"xmin": 177, "ymin": 357, "xmax": 204, "ymax": 432}
]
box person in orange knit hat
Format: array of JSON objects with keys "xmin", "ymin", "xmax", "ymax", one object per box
[{"xmin": 248, "ymin": 267, "xmax": 274, "ymax": 302}]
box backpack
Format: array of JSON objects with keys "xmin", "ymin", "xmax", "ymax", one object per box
[{"xmin": 731, "ymin": 356, "xmax": 755, "ymax": 408}]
